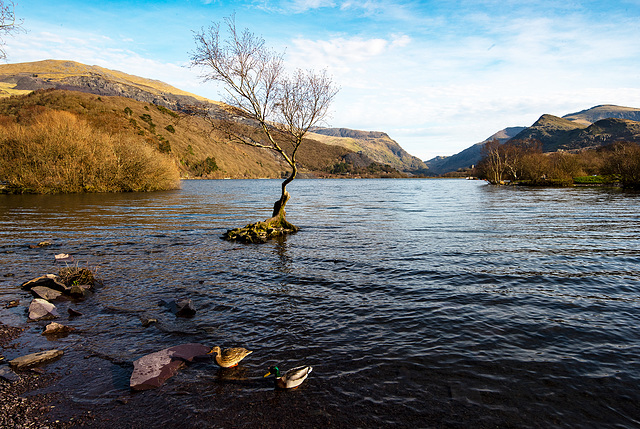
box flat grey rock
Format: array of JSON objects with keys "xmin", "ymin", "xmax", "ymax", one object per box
[{"xmin": 9, "ymin": 349, "xmax": 63, "ymax": 370}]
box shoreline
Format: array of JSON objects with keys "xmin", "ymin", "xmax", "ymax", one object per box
[{"xmin": 0, "ymin": 321, "xmax": 68, "ymax": 428}]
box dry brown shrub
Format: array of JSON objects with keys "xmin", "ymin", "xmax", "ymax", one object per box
[{"xmin": 0, "ymin": 109, "xmax": 180, "ymax": 193}]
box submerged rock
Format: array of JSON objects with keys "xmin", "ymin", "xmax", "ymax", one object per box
[
  {"xmin": 0, "ymin": 366, "xmax": 20, "ymax": 382},
  {"xmin": 160, "ymin": 298, "xmax": 196, "ymax": 317},
  {"xmin": 141, "ymin": 317, "xmax": 158, "ymax": 327},
  {"xmin": 29, "ymin": 241, "xmax": 52, "ymax": 248},
  {"xmin": 28, "ymin": 299, "xmax": 58, "ymax": 321},
  {"xmin": 68, "ymin": 308, "xmax": 83, "ymax": 317},
  {"xmin": 9, "ymin": 349, "xmax": 63, "ymax": 370},
  {"xmin": 69, "ymin": 284, "xmax": 92, "ymax": 299},
  {"xmin": 54, "ymin": 253, "xmax": 73, "ymax": 262}
]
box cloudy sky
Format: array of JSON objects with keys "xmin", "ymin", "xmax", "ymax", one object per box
[{"xmin": 5, "ymin": 0, "xmax": 640, "ymax": 160}]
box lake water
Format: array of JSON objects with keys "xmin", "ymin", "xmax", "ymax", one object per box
[{"xmin": 1, "ymin": 179, "xmax": 639, "ymax": 428}]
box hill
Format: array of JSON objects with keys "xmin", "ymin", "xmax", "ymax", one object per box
[
  {"xmin": 509, "ymin": 114, "xmax": 588, "ymax": 151},
  {"xmin": 562, "ymin": 104, "xmax": 640, "ymax": 125},
  {"xmin": 309, "ymin": 128, "xmax": 428, "ymax": 174},
  {"xmin": 0, "ymin": 59, "xmax": 218, "ymax": 111},
  {"xmin": 0, "ymin": 60, "xmax": 421, "ymax": 177}
]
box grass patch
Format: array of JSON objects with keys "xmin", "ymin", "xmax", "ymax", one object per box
[
  {"xmin": 58, "ymin": 264, "xmax": 101, "ymax": 287},
  {"xmin": 573, "ymin": 175, "xmax": 618, "ymax": 185}
]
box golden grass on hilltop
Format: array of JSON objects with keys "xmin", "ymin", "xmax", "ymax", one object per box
[
  {"xmin": 0, "ymin": 109, "xmax": 181, "ymax": 193},
  {"xmin": 0, "ymin": 59, "xmax": 215, "ymax": 103}
]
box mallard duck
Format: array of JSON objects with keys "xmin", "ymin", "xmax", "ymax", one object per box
[
  {"xmin": 208, "ymin": 346, "xmax": 252, "ymax": 368},
  {"xmin": 263, "ymin": 365, "xmax": 313, "ymax": 389}
]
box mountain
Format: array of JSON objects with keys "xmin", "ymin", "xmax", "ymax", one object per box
[
  {"xmin": 509, "ymin": 114, "xmax": 588, "ymax": 150},
  {"xmin": 309, "ymin": 127, "xmax": 428, "ymax": 174},
  {"xmin": 511, "ymin": 108, "xmax": 640, "ymax": 151},
  {"xmin": 562, "ymin": 104, "xmax": 640, "ymax": 125},
  {"xmin": 427, "ymin": 105, "xmax": 640, "ymax": 175},
  {"xmin": 0, "ymin": 59, "xmax": 423, "ymax": 176},
  {"xmin": 424, "ymin": 127, "xmax": 525, "ymax": 175}
]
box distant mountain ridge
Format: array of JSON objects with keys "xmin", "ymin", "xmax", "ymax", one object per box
[
  {"xmin": 426, "ymin": 105, "xmax": 640, "ymax": 175},
  {"xmin": 425, "ymin": 127, "xmax": 525, "ymax": 175},
  {"xmin": 309, "ymin": 127, "xmax": 428, "ymax": 174},
  {"xmin": 563, "ymin": 104, "xmax": 640, "ymax": 124}
]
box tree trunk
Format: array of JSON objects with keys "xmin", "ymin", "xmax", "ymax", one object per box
[{"xmin": 270, "ymin": 165, "xmax": 296, "ymax": 222}]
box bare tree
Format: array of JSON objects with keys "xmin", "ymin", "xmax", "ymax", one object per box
[
  {"xmin": 478, "ymin": 139, "xmax": 505, "ymax": 184},
  {"xmin": 0, "ymin": 1, "xmax": 22, "ymax": 60},
  {"xmin": 190, "ymin": 16, "xmax": 338, "ymax": 241}
]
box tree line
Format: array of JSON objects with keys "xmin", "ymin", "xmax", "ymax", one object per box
[{"xmin": 476, "ymin": 139, "xmax": 640, "ymax": 189}]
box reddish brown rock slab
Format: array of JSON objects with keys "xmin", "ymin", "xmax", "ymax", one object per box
[{"xmin": 129, "ymin": 343, "xmax": 211, "ymax": 391}]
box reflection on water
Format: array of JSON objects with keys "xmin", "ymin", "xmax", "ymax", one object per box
[{"xmin": 1, "ymin": 179, "xmax": 639, "ymax": 428}]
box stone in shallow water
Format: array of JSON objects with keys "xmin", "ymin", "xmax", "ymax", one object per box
[
  {"xmin": 159, "ymin": 298, "xmax": 197, "ymax": 317},
  {"xmin": 30, "ymin": 286, "xmax": 63, "ymax": 301},
  {"xmin": 28, "ymin": 298, "xmax": 58, "ymax": 321},
  {"xmin": 42, "ymin": 322, "xmax": 75, "ymax": 336},
  {"xmin": 21, "ymin": 274, "xmax": 68, "ymax": 293},
  {"xmin": 9, "ymin": 349, "xmax": 63, "ymax": 370}
]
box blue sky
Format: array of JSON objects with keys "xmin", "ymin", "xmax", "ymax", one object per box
[{"xmin": 5, "ymin": 0, "xmax": 640, "ymax": 160}]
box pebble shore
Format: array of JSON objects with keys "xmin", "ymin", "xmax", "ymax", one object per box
[{"xmin": 0, "ymin": 322, "xmax": 67, "ymax": 428}]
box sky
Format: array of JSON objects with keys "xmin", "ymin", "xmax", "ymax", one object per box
[{"xmin": 4, "ymin": 0, "xmax": 640, "ymax": 160}]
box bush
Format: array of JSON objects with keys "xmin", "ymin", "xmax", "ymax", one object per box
[{"xmin": 0, "ymin": 109, "xmax": 180, "ymax": 193}]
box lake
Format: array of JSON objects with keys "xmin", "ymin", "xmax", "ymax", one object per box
[{"xmin": 1, "ymin": 179, "xmax": 639, "ymax": 428}]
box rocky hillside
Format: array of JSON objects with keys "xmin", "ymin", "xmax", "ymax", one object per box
[
  {"xmin": 0, "ymin": 60, "xmax": 423, "ymax": 177},
  {"xmin": 562, "ymin": 104, "xmax": 640, "ymax": 125},
  {"xmin": 309, "ymin": 127, "xmax": 428, "ymax": 174},
  {"xmin": 0, "ymin": 60, "xmax": 224, "ymax": 113}
]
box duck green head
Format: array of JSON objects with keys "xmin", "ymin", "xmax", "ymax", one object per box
[{"xmin": 263, "ymin": 365, "xmax": 281, "ymax": 378}]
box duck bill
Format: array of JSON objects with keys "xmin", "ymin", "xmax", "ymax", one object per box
[{"xmin": 263, "ymin": 372, "xmax": 272, "ymax": 378}]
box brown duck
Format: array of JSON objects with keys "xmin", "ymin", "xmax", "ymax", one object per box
[{"xmin": 208, "ymin": 346, "xmax": 253, "ymax": 368}]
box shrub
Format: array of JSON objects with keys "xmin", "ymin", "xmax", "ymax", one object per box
[
  {"xmin": 0, "ymin": 109, "xmax": 180, "ymax": 193},
  {"xmin": 156, "ymin": 105, "xmax": 179, "ymax": 118},
  {"xmin": 165, "ymin": 124, "xmax": 176, "ymax": 133},
  {"xmin": 158, "ymin": 138, "xmax": 172, "ymax": 153}
]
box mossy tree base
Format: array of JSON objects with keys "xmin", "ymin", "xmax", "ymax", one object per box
[{"xmin": 223, "ymin": 217, "xmax": 299, "ymax": 244}]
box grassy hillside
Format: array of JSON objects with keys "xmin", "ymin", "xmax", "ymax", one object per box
[
  {"xmin": 0, "ymin": 60, "xmax": 416, "ymax": 180},
  {"xmin": 0, "ymin": 89, "xmax": 366, "ymax": 188}
]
